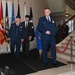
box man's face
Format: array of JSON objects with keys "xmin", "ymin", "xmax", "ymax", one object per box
[
  {"xmin": 16, "ymin": 18, "xmax": 21, "ymax": 24},
  {"xmin": 25, "ymin": 17, "xmax": 29, "ymax": 22},
  {"xmin": 44, "ymin": 9, "xmax": 51, "ymax": 17}
]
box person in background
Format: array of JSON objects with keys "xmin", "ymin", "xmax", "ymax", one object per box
[
  {"xmin": 22, "ymin": 15, "xmax": 33, "ymax": 58},
  {"xmin": 62, "ymin": 25, "xmax": 69, "ymax": 39},
  {"xmin": 35, "ymin": 25, "xmax": 42, "ymax": 59},
  {"xmin": 55, "ymin": 21, "xmax": 61, "ymax": 44},
  {"xmin": 8, "ymin": 16, "xmax": 24, "ymax": 60},
  {"xmin": 38, "ymin": 8, "xmax": 58, "ymax": 66},
  {"xmin": 56, "ymin": 20, "xmax": 60, "ymax": 28}
]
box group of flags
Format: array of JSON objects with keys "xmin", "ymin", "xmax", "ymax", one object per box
[
  {"xmin": 0, "ymin": 0, "xmax": 15, "ymax": 44},
  {"xmin": 5, "ymin": 1, "xmax": 15, "ymax": 43},
  {"xmin": 0, "ymin": 0, "xmax": 33, "ymax": 45},
  {"xmin": 0, "ymin": 0, "xmax": 4, "ymax": 44}
]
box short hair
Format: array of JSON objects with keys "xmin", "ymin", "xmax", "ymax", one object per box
[
  {"xmin": 44, "ymin": 8, "xmax": 50, "ymax": 10},
  {"xmin": 16, "ymin": 16, "xmax": 21, "ymax": 19},
  {"xmin": 25, "ymin": 15, "xmax": 30, "ymax": 18}
]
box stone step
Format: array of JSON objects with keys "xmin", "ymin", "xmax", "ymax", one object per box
[
  {"xmin": 56, "ymin": 47, "xmax": 75, "ymax": 56},
  {"xmin": 62, "ymin": 40, "xmax": 75, "ymax": 44},
  {"xmin": 61, "ymin": 43, "xmax": 75, "ymax": 49},
  {"xmin": 58, "ymin": 70, "xmax": 75, "ymax": 75},
  {"xmin": 57, "ymin": 52, "xmax": 75, "ymax": 62},
  {"xmin": 57, "ymin": 46, "xmax": 75, "ymax": 51},
  {"xmin": 61, "ymin": 43, "xmax": 75, "ymax": 47},
  {"xmin": 65, "ymin": 36, "xmax": 75, "ymax": 40},
  {"xmin": 61, "ymin": 42, "xmax": 75, "ymax": 46},
  {"xmin": 56, "ymin": 30, "xmax": 75, "ymax": 62}
]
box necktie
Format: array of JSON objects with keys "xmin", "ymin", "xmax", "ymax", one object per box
[{"xmin": 47, "ymin": 17, "xmax": 50, "ymax": 21}]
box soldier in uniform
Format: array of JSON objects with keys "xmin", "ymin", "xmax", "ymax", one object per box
[
  {"xmin": 8, "ymin": 16, "xmax": 24, "ymax": 59},
  {"xmin": 22, "ymin": 15, "xmax": 33, "ymax": 58},
  {"xmin": 38, "ymin": 8, "xmax": 58, "ymax": 66}
]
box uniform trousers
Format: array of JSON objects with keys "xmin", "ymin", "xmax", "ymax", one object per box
[
  {"xmin": 10, "ymin": 39, "xmax": 21, "ymax": 58},
  {"xmin": 41, "ymin": 36, "xmax": 56, "ymax": 64}
]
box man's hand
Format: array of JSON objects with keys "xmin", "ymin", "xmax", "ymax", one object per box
[
  {"xmin": 29, "ymin": 36, "xmax": 32, "ymax": 41},
  {"xmin": 21, "ymin": 39, "xmax": 24, "ymax": 42},
  {"xmin": 46, "ymin": 31, "xmax": 50, "ymax": 35}
]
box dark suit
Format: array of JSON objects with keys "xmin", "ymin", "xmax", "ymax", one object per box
[
  {"xmin": 8, "ymin": 23, "xmax": 24, "ymax": 59},
  {"xmin": 22, "ymin": 21, "xmax": 33, "ymax": 56},
  {"xmin": 56, "ymin": 24, "xmax": 61, "ymax": 44},
  {"xmin": 38, "ymin": 16, "xmax": 58, "ymax": 64},
  {"xmin": 62, "ymin": 25, "xmax": 69, "ymax": 39}
]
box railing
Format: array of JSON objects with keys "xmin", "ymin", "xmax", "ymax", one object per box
[
  {"xmin": 62, "ymin": 15, "xmax": 75, "ymax": 33},
  {"xmin": 61, "ymin": 15, "xmax": 75, "ymax": 27},
  {"xmin": 56, "ymin": 14, "xmax": 75, "ymax": 44}
]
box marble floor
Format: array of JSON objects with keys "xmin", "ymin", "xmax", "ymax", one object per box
[{"xmin": 27, "ymin": 58, "xmax": 75, "ymax": 75}]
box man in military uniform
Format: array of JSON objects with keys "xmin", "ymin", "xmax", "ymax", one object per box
[
  {"xmin": 22, "ymin": 15, "xmax": 33, "ymax": 58},
  {"xmin": 38, "ymin": 8, "xmax": 58, "ymax": 66},
  {"xmin": 8, "ymin": 16, "xmax": 24, "ymax": 59}
]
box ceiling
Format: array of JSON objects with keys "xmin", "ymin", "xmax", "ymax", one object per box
[
  {"xmin": 66, "ymin": 0, "xmax": 75, "ymax": 11},
  {"xmin": 44, "ymin": 0, "xmax": 65, "ymax": 13}
]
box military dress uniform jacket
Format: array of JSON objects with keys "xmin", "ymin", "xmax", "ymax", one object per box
[
  {"xmin": 38, "ymin": 16, "xmax": 58, "ymax": 39},
  {"xmin": 8, "ymin": 23, "xmax": 24, "ymax": 41}
]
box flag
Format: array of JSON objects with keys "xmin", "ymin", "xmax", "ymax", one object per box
[
  {"xmin": 5, "ymin": 1, "xmax": 9, "ymax": 41},
  {"xmin": 29, "ymin": 7, "xmax": 33, "ymax": 21},
  {"xmin": 29, "ymin": 7, "xmax": 35, "ymax": 41},
  {"xmin": 5, "ymin": 2, "xmax": 9, "ymax": 30},
  {"xmin": 0, "ymin": 0, "xmax": 5, "ymax": 44},
  {"xmin": 12, "ymin": 2, "xmax": 15, "ymax": 23},
  {"xmin": 17, "ymin": 2, "xmax": 20, "ymax": 17}
]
